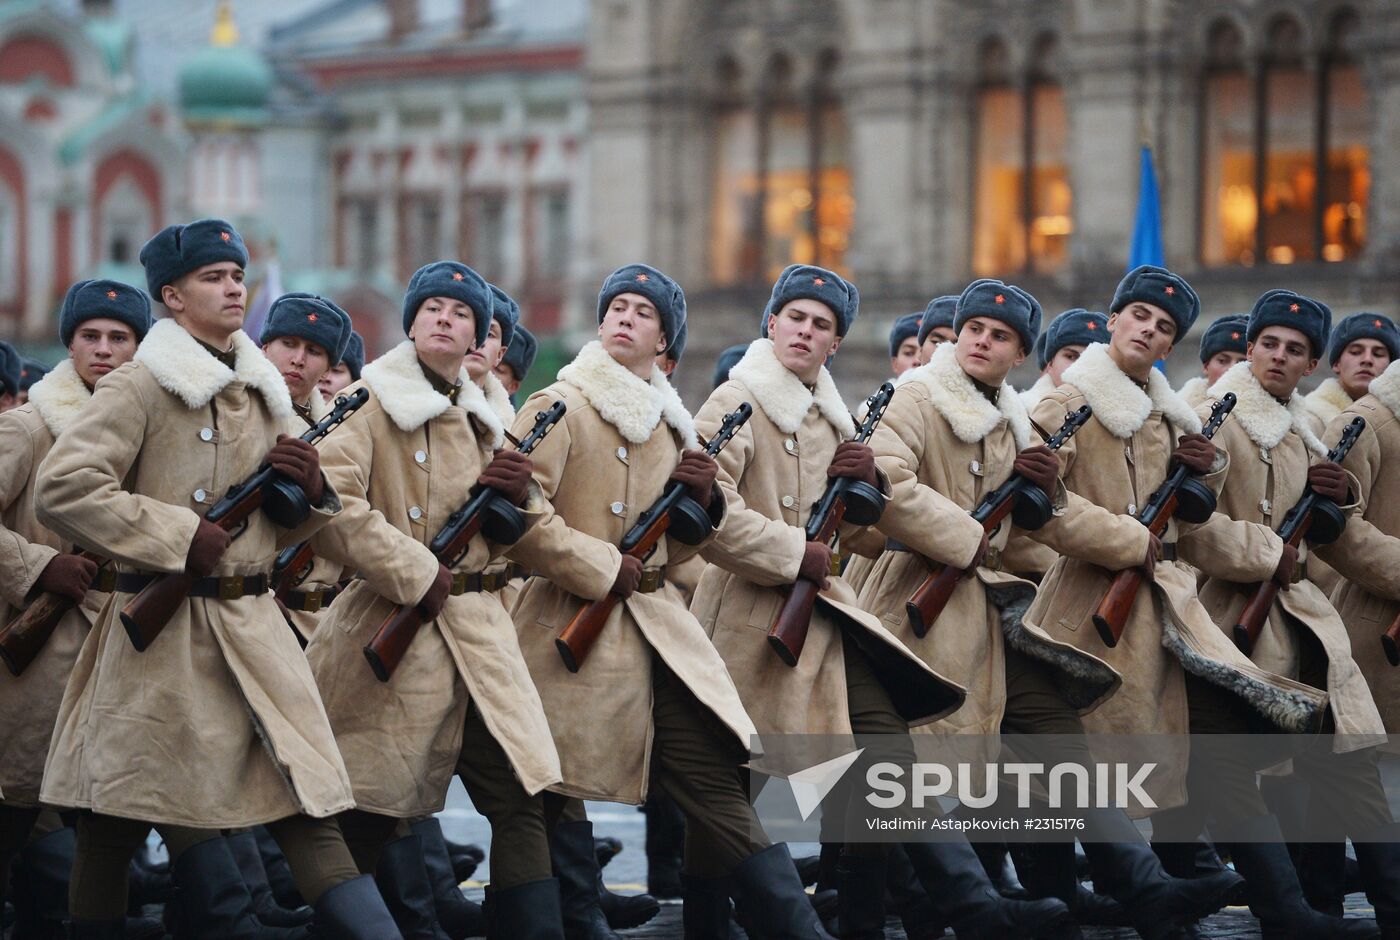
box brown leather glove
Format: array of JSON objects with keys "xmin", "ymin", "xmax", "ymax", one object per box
[
  {"xmin": 827, "ymin": 441, "xmax": 877, "ymax": 486},
  {"xmin": 1012, "ymin": 445, "xmax": 1060, "ymax": 498},
  {"xmin": 185, "ymin": 518, "xmax": 232, "ymax": 578},
  {"xmin": 1307, "ymin": 462, "xmax": 1349, "ymax": 504},
  {"xmin": 1272, "ymin": 542, "xmax": 1300, "ymax": 592},
  {"xmin": 37, "ymin": 553, "xmax": 97, "ymax": 603},
  {"xmin": 1141, "ymin": 532, "xmax": 1162, "ymax": 582},
  {"xmin": 799, "ymin": 542, "xmax": 834, "ymax": 589},
  {"xmin": 670, "ymin": 450, "xmax": 718, "ymax": 506},
  {"xmin": 479, "ymin": 450, "xmax": 533, "ymax": 506},
  {"xmin": 416, "ymin": 564, "xmax": 453, "ymax": 621},
  {"xmin": 1171, "ymin": 433, "xmax": 1216, "ymax": 474},
  {"xmin": 611, "ymin": 555, "xmax": 643, "ymax": 598},
  {"xmin": 267, "ymin": 435, "xmax": 324, "ymax": 505}
]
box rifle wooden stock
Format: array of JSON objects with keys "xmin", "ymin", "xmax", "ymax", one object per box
[
  {"xmin": 767, "ymin": 505, "xmax": 845, "ymax": 667},
  {"xmin": 1091, "ymin": 493, "xmax": 1177, "ymax": 648},
  {"xmin": 906, "ymin": 498, "xmax": 1015, "ymax": 639},
  {"xmin": 364, "ymin": 600, "xmax": 432, "ymax": 682},
  {"xmin": 555, "ymin": 508, "xmax": 671, "ymax": 674},
  {"xmin": 1233, "ymin": 580, "xmax": 1281, "ymax": 654},
  {"xmin": 0, "ymin": 549, "xmax": 105, "ymax": 676},
  {"xmin": 1383, "ymin": 609, "xmax": 1400, "ymax": 667}
]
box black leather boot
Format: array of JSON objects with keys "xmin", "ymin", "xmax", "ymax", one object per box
[
  {"xmin": 1220, "ymin": 815, "xmax": 1379, "ymax": 939},
  {"xmin": 835, "ymin": 854, "xmax": 885, "ymax": 940},
  {"xmin": 597, "ymin": 879, "xmax": 659, "ymax": 930},
  {"xmin": 1353, "ymin": 823, "xmax": 1400, "ymax": 939},
  {"xmin": 376, "ymin": 834, "xmax": 451, "ymax": 939},
  {"xmin": 487, "ymin": 878, "xmax": 565, "ymax": 940},
  {"xmin": 441, "ymin": 836, "xmax": 483, "ymax": 885},
  {"xmin": 410, "ymin": 817, "xmax": 485, "ymax": 940},
  {"xmin": 312, "ymin": 875, "xmax": 402, "ymax": 940},
  {"xmin": 1299, "ymin": 841, "xmax": 1350, "ymax": 917},
  {"xmin": 227, "ymin": 831, "xmax": 314, "ymax": 929},
  {"xmin": 642, "ymin": 794, "xmax": 684, "ymax": 899},
  {"xmin": 730, "ymin": 844, "xmax": 835, "ymax": 939},
  {"xmin": 971, "ymin": 841, "xmax": 1028, "ymax": 899},
  {"xmin": 883, "ymin": 846, "xmax": 945, "ymax": 939},
  {"xmin": 902, "ymin": 840, "xmax": 1070, "ymax": 939},
  {"xmin": 549, "ymin": 820, "xmax": 617, "ymax": 940},
  {"xmin": 66, "ymin": 920, "xmax": 126, "ymax": 939},
  {"xmin": 681, "ymin": 874, "xmax": 733, "ymax": 940},
  {"xmin": 167, "ymin": 837, "xmax": 309, "ymax": 939},
  {"xmin": 1015, "ymin": 841, "xmax": 1129, "ymax": 928},
  {"xmin": 12, "ymin": 825, "xmax": 77, "ymax": 939}
]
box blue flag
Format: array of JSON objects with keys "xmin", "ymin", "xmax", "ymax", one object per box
[{"xmin": 1129, "ymin": 144, "xmax": 1164, "ymax": 269}]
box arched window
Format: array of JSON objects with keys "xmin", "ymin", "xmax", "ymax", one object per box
[
  {"xmin": 972, "ymin": 33, "xmax": 1071, "ymax": 276},
  {"xmin": 709, "ymin": 48, "xmax": 853, "ymax": 285},
  {"xmin": 1198, "ymin": 10, "xmax": 1369, "ymax": 266}
]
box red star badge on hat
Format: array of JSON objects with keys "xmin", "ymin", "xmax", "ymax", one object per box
[
  {"xmin": 636, "ymin": 273, "xmax": 650, "ymax": 282},
  {"xmin": 106, "ymin": 290, "xmax": 117, "ymax": 300},
  {"xmin": 813, "ymin": 277, "xmax": 825, "ymax": 286},
  {"xmin": 220, "ymin": 231, "xmax": 231, "ymax": 242},
  {"xmin": 307, "ymin": 313, "xmax": 318, "ymax": 323},
  {"xmin": 1231, "ymin": 331, "xmax": 1241, "ymax": 340},
  {"xmin": 1289, "ymin": 303, "xmax": 1300, "ymax": 312},
  {"xmin": 1377, "ymin": 319, "xmax": 1385, "ymax": 328},
  {"xmin": 1087, "ymin": 321, "xmax": 1098, "ymax": 330},
  {"xmin": 994, "ymin": 293, "xmax": 1005, "ymax": 304},
  {"xmin": 1164, "ymin": 286, "xmax": 1175, "ymax": 296},
  {"xmin": 452, "ymin": 272, "xmax": 464, "ymax": 281}
]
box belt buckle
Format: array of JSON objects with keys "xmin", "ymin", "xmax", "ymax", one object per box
[
  {"xmin": 219, "ymin": 575, "xmax": 244, "ymax": 600},
  {"xmin": 304, "ymin": 590, "xmax": 323, "ymax": 612},
  {"xmin": 828, "ymin": 552, "xmax": 842, "ymax": 576},
  {"xmin": 96, "ymin": 569, "xmax": 117, "ymax": 592},
  {"xmin": 985, "ymin": 547, "xmax": 1003, "ymax": 571},
  {"xmin": 484, "ymin": 572, "xmax": 506, "ymax": 592},
  {"xmin": 1295, "ymin": 560, "xmax": 1307, "ymax": 582},
  {"xmin": 450, "ymin": 572, "xmax": 469, "ymax": 595},
  {"xmin": 638, "ymin": 568, "xmax": 662, "ymax": 593}
]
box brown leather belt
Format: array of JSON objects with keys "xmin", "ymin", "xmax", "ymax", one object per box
[
  {"xmin": 284, "ymin": 584, "xmax": 342, "ymax": 612},
  {"xmin": 94, "ymin": 569, "xmax": 117, "ymax": 593},
  {"xmin": 114, "ymin": 572, "xmax": 270, "ymax": 599},
  {"xmin": 885, "ymin": 538, "xmax": 1003, "ymax": 572},
  {"xmin": 638, "ymin": 567, "xmax": 666, "ymax": 593},
  {"xmin": 1160, "ymin": 542, "xmax": 1178, "ymax": 562}
]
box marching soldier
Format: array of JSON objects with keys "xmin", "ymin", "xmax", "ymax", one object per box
[
  {"xmin": 17, "ymin": 357, "xmax": 48, "ymax": 406},
  {"xmin": 508, "ymin": 263, "xmax": 841, "ymax": 939},
  {"xmin": 494, "ymin": 323, "xmax": 537, "ymax": 404},
  {"xmin": 0, "ymin": 280, "xmax": 150, "ymax": 898},
  {"xmin": 260, "ymin": 292, "xmax": 352, "ymax": 427},
  {"xmin": 1021, "ymin": 265, "xmax": 1351, "ymax": 938},
  {"xmin": 856, "ymin": 277, "xmax": 1241, "ymax": 939},
  {"xmin": 889, "ymin": 311, "xmax": 923, "ymax": 377},
  {"xmin": 693, "ymin": 265, "xmax": 1075, "ymax": 939},
  {"xmin": 302, "ymin": 260, "xmax": 567, "ymax": 939},
  {"xmin": 916, "ymin": 295, "xmax": 957, "ymax": 365},
  {"xmin": 1166, "ymin": 290, "xmax": 1397, "ymax": 937},
  {"xmin": 35, "ymin": 219, "xmax": 400, "ymax": 938},
  {"xmin": 1304, "ymin": 313, "xmax": 1399, "ymax": 436},
  {"xmin": 0, "ymin": 339, "xmax": 19, "ymax": 412},
  {"xmin": 1178, "ymin": 314, "xmax": 1249, "ymax": 407},
  {"xmin": 710, "ymin": 343, "xmax": 748, "ymax": 392},
  {"xmin": 1018, "ymin": 308, "xmax": 1107, "ymax": 411},
  {"xmin": 319, "ymin": 330, "xmax": 365, "ymax": 401}
]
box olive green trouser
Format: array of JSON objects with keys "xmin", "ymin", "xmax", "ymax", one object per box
[
  {"xmin": 70, "ymin": 811, "xmax": 359, "ymax": 919},
  {"xmin": 0, "ymin": 804, "xmax": 42, "ymax": 898}
]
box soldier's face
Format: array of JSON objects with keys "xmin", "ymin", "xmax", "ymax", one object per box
[
  {"xmin": 1335, "ymin": 338, "xmax": 1391, "ymax": 399},
  {"xmin": 319, "ymin": 362, "xmax": 354, "ymax": 399},
  {"xmin": 69, "ymin": 318, "xmax": 138, "ymax": 387},
  {"xmin": 263, "ymin": 335, "xmax": 331, "ymax": 404},
  {"xmin": 891, "ymin": 337, "xmax": 920, "ymax": 376},
  {"xmin": 599, "ymin": 293, "xmax": 666, "ymax": 373},
  {"xmin": 768, "ymin": 299, "xmax": 841, "ymax": 383},
  {"xmin": 466, "ymin": 319, "xmax": 506, "ymax": 382},
  {"xmin": 1107, "ymin": 303, "xmax": 1176, "ymax": 374},
  {"xmin": 1203, "ymin": 350, "xmax": 1246, "ymax": 385},
  {"xmin": 492, "ymin": 360, "xmax": 522, "ymax": 395},
  {"xmin": 410, "ymin": 296, "xmax": 478, "ymax": 362},
  {"xmin": 163, "ymin": 263, "xmax": 247, "ymax": 345},
  {"xmin": 919, "ymin": 327, "xmax": 954, "ymax": 364},
  {"xmin": 1046, "ymin": 344, "xmax": 1085, "ymax": 386},
  {"xmin": 954, "ymin": 316, "xmax": 1026, "ymax": 385},
  {"xmin": 1248, "ymin": 325, "xmax": 1317, "ymax": 399}
]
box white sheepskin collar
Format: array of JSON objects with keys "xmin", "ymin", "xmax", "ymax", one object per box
[
  {"xmin": 896, "ymin": 341, "xmax": 1031, "ymax": 448},
  {"xmin": 1178, "ymin": 376, "xmax": 1210, "ymax": 408},
  {"xmin": 1018, "ymin": 373, "xmax": 1055, "ymax": 413},
  {"xmin": 1207, "ymin": 361, "xmax": 1326, "ymax": 456},
  {"xmin": 479, "ymin": 370, "xmax": 516, "ymax": 427},
  {"xmin": 360, "ymin": 340, "xmax": 505, "ymax": 447},
  {"xmin": 1060, "ymin": 342, "xmax": 1202, "ymax": 439},
  {"xmin": 1369, "ymin": 359, "xmax": 1400, "ymax": 419},
  {"xmin": 26, "ymin": 358, "xmax": 91, "ymax": 437},
  {"xmin": 729, "ymin": 338, "xmax": 855, "ymax": 438},
  {"xmin": 557, "ymin": 341, "xmax": 697, "ymax": 448},
  {"xmin": 134, "ymin": 318, "xmax": 292, "ymax": 417},
  {"xmin": 1305, "ymin": 378, "xmax": 1353, "ymax": 429}
]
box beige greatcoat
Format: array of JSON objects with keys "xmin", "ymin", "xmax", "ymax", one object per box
[
  {"xmin": 856, "ymin": 343, "xmax": 1118, "ymax": 738},
  {"xmin": 35, "ymin": 320, "xmax": 354, "ymax": 828},
  {"xmin": 689, "ymin": 340, "xmax": 963, "ymax": 766},
  {"xmin": 1317, "ymin": 361, "xmax": 1400, "ymax": 732},
  {"xmin": 305, "ymin": 341, "xmax": 560, "ymax": 816},
  {"xmin": 0, "ymin": 361, "xmax": 107, "ymax": 806},
  {"xmin": 1178, "ymin": 363, "xmax": 1383, "ymax": 747},
  {"xmin": 508, "ymin": 341, "xmax": 756, "ymax": 805},
  {"xmin": 1023, "ymin": 344, "xmax": 1327, "ymax": 809}
]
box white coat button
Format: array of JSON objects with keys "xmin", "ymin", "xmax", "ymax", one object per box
[
  {"xmin": 784, "ymin": 439, "xmax": 796, "ymax": 453},
  {"xmin": 1128, "ymin": 503, "xmax": 1138, "ymax": 516},
  {"xmin": 781, "ymin": 495, "xmax": 796, "ymax": 509},
  {"xmin": 1260, "ymin": 499, "xmax": 1272, "ymax": 515},
  {"xmin": 409, "ymin": 506, "xmax": 423, "ymax": 520},
  {"xmin": 616, "ymin": 446, "xmax": 628, "ymax": 461},
  {"xmin": 970, "ymin": 459, "xmax": 982, "ymax": 474},
  {"xmin": 193, "ymin": 488, "xmax": 208, "ymax": 502},
  {"xmin": 610, "ymin": 501, "xmax": 626, "ymax": 516},
  {"xmin": 414, "ymin": 450, "xmax": 427, "ymax": 464},
  {"xmin": 199, "ymin": 427, "xmax": 214, "ymax": 442}
]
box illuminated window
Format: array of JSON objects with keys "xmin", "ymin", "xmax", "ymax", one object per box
[
  {"xmin": 972, "ymin": 34, "xmax": 1071, "ymax": 276},
  {"xmin": 710, "ymin": 50, "xmax": 853, "ymax": 286},
  {"xmin": 1199, "ymin": 10, "xmax": 1369, "ymax": 266}
]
